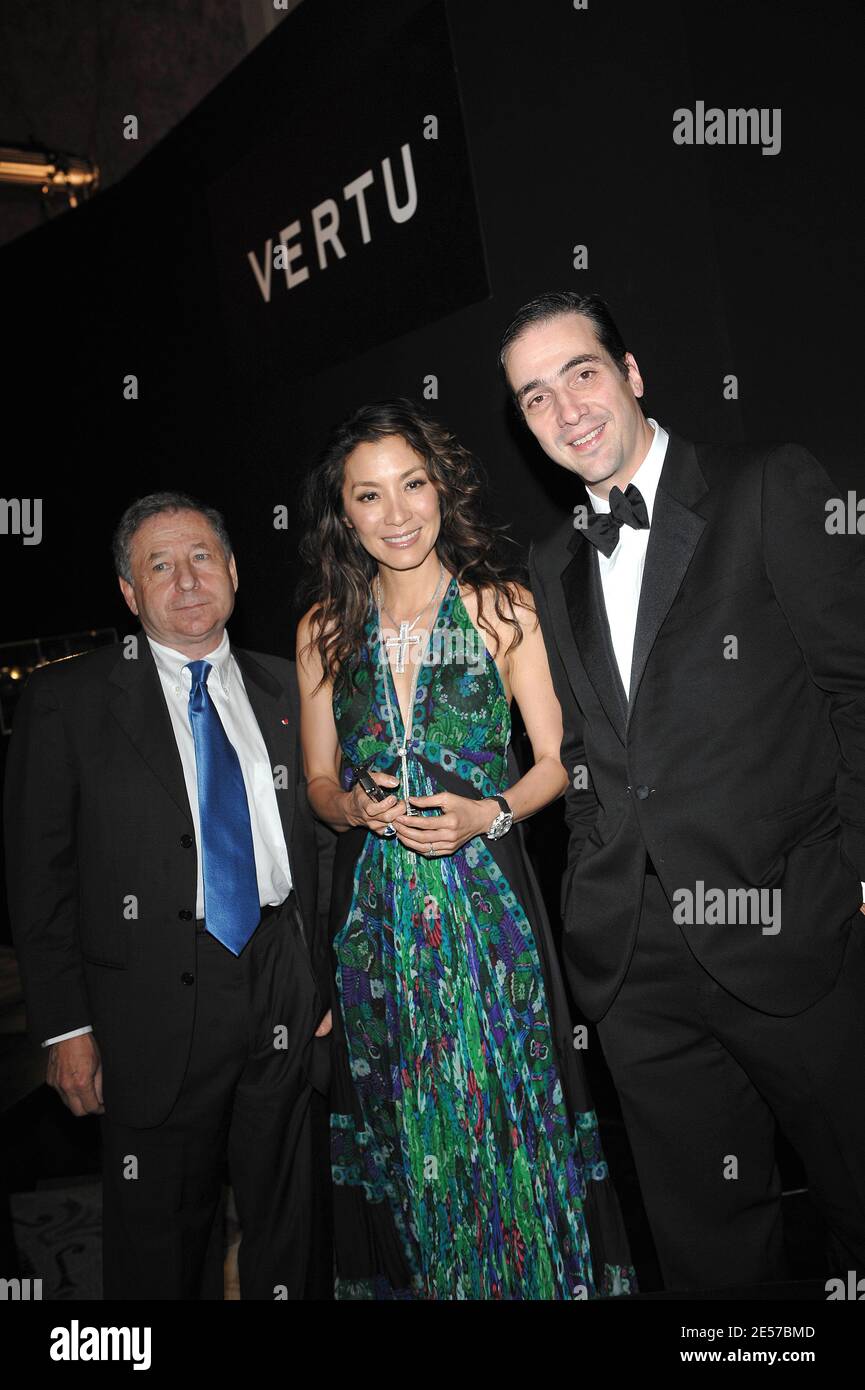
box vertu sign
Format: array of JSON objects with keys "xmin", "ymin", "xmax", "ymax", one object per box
[{"xmin": 207, "ymin": 2, "xmax": 488, "ymax": 387}]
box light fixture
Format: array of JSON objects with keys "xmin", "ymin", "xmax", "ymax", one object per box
[{"xmin": 0, "ymin": 145, "xmax": 99, "ymax": 209}]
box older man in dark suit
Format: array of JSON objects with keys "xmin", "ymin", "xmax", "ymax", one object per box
[{"xmin": 4, "ymin": 492, "xmax": 335, "ymax": 1300}]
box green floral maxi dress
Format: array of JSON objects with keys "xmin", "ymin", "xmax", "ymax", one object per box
[{"xmin": 328, "ymin": 576, "xmax": 636, "ymax": 1299}]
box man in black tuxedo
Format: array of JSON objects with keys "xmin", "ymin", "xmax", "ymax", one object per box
[
  {"xmin": 502, "ymin": 291, "xmax": 865, "ymax": 1291},
  {"xmin": 4, "ymin": 492, "xmax": 335, "ymax": 1300}
]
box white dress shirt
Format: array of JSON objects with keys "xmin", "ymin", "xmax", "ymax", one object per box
[
  {"xmin": 584, "ymin": 420, "xmax": 865, "ymax": 904},
  {"xmin": 585, "ymin": 417, "xmax": 668, "ymax": 696},
  {"xmin": 43, "ymin": 629, "xmax": 292, "ymax": 1046}
]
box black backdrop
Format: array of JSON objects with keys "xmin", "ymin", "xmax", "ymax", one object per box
[{"xmin": 2, "ymin": 0, "xmax": 862, "ymax": 660}]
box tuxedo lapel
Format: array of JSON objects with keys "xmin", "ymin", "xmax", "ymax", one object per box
[
  {"xmin": 560, "ymin": 530, "xmax": 628, "ymax": 743},
  {"xmin": 108, "ymin": 636, "xmax": 191, "ymax": 821},
  {"xmin": 233, "ymin": 647, "xmax": 297, "ymax": 855},
  {"xmin": 627, "ymin": 434, "xmax": 708, "ymax": 722}
]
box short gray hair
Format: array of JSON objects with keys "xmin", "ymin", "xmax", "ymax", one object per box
[{"xmin": 112, "ymin": 491, "xmax": 233, "ymax": 582}]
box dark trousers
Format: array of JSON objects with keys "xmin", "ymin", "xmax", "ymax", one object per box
[
  {"xmin": 596, "ymin": 872, "xmax": 865, "ymax": 1292},
  {"xmin": 101, "ymin": 894, "xmax": 322, "ymax": 1300}
]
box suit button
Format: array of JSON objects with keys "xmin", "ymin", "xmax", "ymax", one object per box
[
  {"xmin": 180, "ymin": 834, "xmax": 193, "ymax": 848},
  {"xmin": 178, "ymin": 908, "xmax": 193, "ymax": 920},
  {"xmin": 635, "ymin": 785, "xmax": 651, "ymax": 800},
  {"xmin": 181, "ymin": 972, "xmax": 194, "ymax": 986}
]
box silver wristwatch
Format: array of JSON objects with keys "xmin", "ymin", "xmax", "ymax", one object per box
[{"xmin": 485, "ymin": 795, "xmax": 513, "ymax": 840}]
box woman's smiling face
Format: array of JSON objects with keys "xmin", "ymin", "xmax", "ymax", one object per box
[{"xmin": 341, "ymin": 434, "xmax": 441, "ymax": 569}]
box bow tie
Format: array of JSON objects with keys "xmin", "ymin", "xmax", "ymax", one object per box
[{"xmin": 582, "ymin": 483, "xmax": 650, "ymax": 557}]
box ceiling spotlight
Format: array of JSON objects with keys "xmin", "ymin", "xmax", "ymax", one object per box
[{"xmin": 0, "ymin": 145, "xmax": 100, "ymax": 208}]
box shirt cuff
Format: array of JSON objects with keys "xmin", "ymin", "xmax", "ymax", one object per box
[{"xmin": 42, "ymin": 1025, "xmax": 93, "ymax": 1047}]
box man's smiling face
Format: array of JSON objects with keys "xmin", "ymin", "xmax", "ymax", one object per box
[{"xmin": 504, "ymin": 311, "xmax": 654, "ymax": 498}]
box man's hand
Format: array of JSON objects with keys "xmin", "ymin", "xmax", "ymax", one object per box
[
  {"xmin": 46, "ymin": 1033, "xmax": 104, "ymax": 1116},
  {"xmin": 314, "ymin": 1009, "xmax": 332, "ymax": 1037}
]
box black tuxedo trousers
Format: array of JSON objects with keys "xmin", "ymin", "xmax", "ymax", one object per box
[{"xmin": 597, "ymin": 873, "xmax": 865, "ymax": 1290}]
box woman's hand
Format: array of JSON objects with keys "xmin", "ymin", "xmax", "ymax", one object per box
[
  {"xmin": 391, "ymin": 792, "xmax": 496, "ymax": 857},
  {"xmin": 345, "ymin": 770, "xmax": 406, "ymax": 837},
  {"xmin": 314, "ymin": 1009, "xmax": 332, "ymax": 1037}
]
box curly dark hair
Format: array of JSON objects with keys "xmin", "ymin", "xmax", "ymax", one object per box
[{"xmin": 296, "ymin": 398, "xmax": 531, "ymax": 692}]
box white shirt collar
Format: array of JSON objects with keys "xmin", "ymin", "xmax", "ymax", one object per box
[
  {"xmin": 585, "ymin": 418, "xmax": 669, "ymax": 522},
  {"xmin": 147, "ymin": 627, "xmax": 233, "ymax": 696}
]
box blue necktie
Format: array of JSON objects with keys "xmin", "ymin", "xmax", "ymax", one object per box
[{"xmin": 186, "ymin": 660, "xmax": 261, "ymax": 955}]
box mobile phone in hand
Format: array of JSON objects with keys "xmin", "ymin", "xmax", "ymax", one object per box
[{"xmin": 353, "ymin": 764, "xmax": 398, "ymax": 836}]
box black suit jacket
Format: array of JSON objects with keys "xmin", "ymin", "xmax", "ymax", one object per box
[
  {"xmin": 3, "ymin": 633, "xmax": 336, "ymax": 1126},
  {"xmin": 529, "ymin": 434, "xmax": 865, "ymax": 1021}
]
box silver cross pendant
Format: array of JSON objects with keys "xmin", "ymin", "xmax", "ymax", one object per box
[{"xmin": 384, "ymin": 623, "xmax": 422, "ymax": 674}]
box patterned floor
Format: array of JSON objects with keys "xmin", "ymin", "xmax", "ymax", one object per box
[{"xmin": 11, "ymin": 1180, "xmax": 102, "ymax": 1300}]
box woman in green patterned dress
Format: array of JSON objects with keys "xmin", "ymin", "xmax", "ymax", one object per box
[{"xmin": 297, "ymin": 399, "xmax": 635, "ymax": 1300}]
